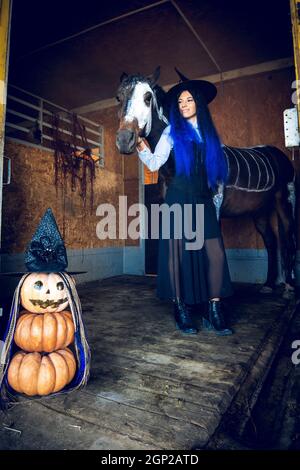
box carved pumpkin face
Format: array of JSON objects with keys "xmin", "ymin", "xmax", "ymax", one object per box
[{"xmin": 20, "ymin": 273, "xmax": 69, "ymax": 313}]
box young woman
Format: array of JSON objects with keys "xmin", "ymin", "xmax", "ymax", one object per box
[{"xmin": 137, "ymin": 79, "xmax": 233, "ymax": 336}]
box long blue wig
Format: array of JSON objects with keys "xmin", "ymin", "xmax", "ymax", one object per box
[{"xmin": 169, "ymin": 88, "xmax": 228, "ymax": 189}]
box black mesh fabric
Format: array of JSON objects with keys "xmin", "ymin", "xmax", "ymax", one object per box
[{"xmin": 156, "ymin": 146, "xmax": 233, "ymax": 304}]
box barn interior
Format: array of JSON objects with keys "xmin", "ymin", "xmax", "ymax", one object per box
[{"xmin": 0, "ymin": 0, "xmax": 300, "ymax": 451}]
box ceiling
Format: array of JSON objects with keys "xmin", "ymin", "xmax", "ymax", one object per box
[{"xmin": 8, "ymin": 0, "xmax": 294, "ymax": 110}]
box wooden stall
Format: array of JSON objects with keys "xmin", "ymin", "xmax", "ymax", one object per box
[{"xmin": 0, "ymin": 0, "xmax": 299, "ymax": 452}]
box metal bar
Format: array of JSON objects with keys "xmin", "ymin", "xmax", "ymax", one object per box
[
  {"xmin": 42, "ymin": 107, "xmax": 98, "ymax": 128},
  {"xmin": 42, "ymin": 121, "xmax": 102, "ymax": 146},
  {"xmin": 39, "ymin": 97, "xmax": 43, "ymax": 145},
  {"xmin": 6, "ymin": 85, "xmax": 103, "ymax": 160},
  {"xmin": 6, "ymin": 108, "xmax": 36, "ymax": 122},
  {"xmin": 5, "ymin": 122, "xmax": 30, "ymax": 133},
  {"xmin": 16, "ymin": 0, "xmax": 169, "ymax": 60},
  {"xmin": 42, "ymin": 134, "xmax": 90, "ymax": 152},
  {"xmin": 7, "ymin": 111, "xmax": 101, "ymax": 146},
  {"xmin": 42, "ymin": 108, "xmax": 100, "ymax": 134},
  {"xmin": 9, "ymin": 84, "xmax": 101, "ymax": 127},
  {"xmin": 7, "ymin": 94, "xmax": 41, "ymax": 111}
]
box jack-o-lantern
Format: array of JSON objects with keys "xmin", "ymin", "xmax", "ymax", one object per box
[
  {"xmin": 8, "ymin": 348, "xmax": 76, "ymax": 396},
  {"xmin": 0, "ymin": 209, "xmax": 90, "ymax": 406},
  {"xmin": 20, "ymin": 273, "xmax": 69, "ymax": 313},
  {"xmin": 14, "ymin": 311, "xmax": 75, "ymax": 352}
]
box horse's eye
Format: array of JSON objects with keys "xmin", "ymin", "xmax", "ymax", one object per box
[
  {"xmin": 144, "ymin": 92, "xmax": 152, "ymax": 106},
  {"xmin": 116, "ymin": 96, "xmax": 121, "ymax": 103}
]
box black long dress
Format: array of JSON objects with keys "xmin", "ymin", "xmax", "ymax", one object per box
[{"xmin": 156, "ymin": 142, "xmax": 233, "ymax": 304}]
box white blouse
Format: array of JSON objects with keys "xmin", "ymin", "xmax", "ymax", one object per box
[{"xmin": 137, "ymin": 123, "xmax": 203, "ymax": 172}]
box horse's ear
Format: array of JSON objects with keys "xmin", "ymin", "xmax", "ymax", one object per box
[
  {"xmin": 120, "ymin": 72, "xmax": 128, "ymax": 83},
  {"xmin": 147, "ymin": 66, "xmax": 161, "ymax": 86}
]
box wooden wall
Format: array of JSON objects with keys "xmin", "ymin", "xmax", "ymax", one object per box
[
  {"xmin": 2, "ymin": 66, "xmax": 296, "ymax": 256},
  {"xmin": 2, "ymin": 137, "xmax": 124, "ymax": 254}
]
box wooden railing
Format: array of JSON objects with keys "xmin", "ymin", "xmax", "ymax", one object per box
[{"xmin": 5, "ymin": 85, "xmax": 104, "ymax": 166}]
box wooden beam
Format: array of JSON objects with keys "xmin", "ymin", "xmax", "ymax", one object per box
[
  {"xmin": 289, "ymin": 0, "xmax": 300, "ymax": 127},
  {"xmin": 17, "ymin": 0, "xmax": 170, "ymax": 60},
  {"xmin": 170, "ymin": 0, "xmax": 222, "ymax": 74},
  {"xmin": 73, "ymin": 57, "xmax": 294, "ymax": 114},
  {"xmin": 0, "ymin": 0, "xmax": 12, "ymax": 249}
]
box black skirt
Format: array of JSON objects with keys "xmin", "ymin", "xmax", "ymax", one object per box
[{"xmin": 156, "ymin": 178, "xmax": 233, "ymax": 305}]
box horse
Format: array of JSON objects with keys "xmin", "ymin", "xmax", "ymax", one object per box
[{"xmin": 115, "ymin": 67, "xmax": 296, "ymax": 292}]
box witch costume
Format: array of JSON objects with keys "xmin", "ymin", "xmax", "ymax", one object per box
[
  {"xmin": 137, "ymin": 78, "xmax": 233, "ymax": 335},
  {"xmin": 0, "ymin": 208, "xmax": 90, "ymax": 407}
]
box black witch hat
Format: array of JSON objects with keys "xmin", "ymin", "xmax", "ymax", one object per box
[
  {"xmin": 165, "ymin": 67, "xmax": 217, "ymax": 105},
  {"xmin": 25, "ymin": 208, "xmax": 68, "ymax": 272},
  {"xmin": 0, "ymin": 208, "xmax": 85, "ymax": 275}
]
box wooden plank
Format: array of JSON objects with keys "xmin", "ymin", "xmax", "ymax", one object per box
[
  {"xmin": 40, "ymin": 390, "xmax": 211, "ymax": 449},
  {"xmin": 0, "ymin": 0, "xmax": 12, "ymax": 246},
  {"xmin": 1, "ymin": 278, "xmax": 292, "ymax": 450},
  {"xmin": 87, "ymin": 359, "xmax": 233, "ymax": 414},
  {"xmin": 0, "ymin": 400, "xmax": 155, "ymax": 450},
  {"xmin": 37, "ymin": 291, "xmax": 293, "ymax": 450},
  {"xmin": 289, "ymin": 0, "xmax": 300, "ymax": 127}
]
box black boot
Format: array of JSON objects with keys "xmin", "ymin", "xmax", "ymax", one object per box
[
  {"xmin": 173, "ymin": 298, "xmax": 198, "ymax": 334},
  {"xmin": 202, "ymin": 300, "xmax": 233, "ymax": 336}
]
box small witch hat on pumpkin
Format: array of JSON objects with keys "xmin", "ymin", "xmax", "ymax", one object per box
[
  {"xmin": 25, "ymin": 207, "xmax": 68, "ymax": 272},
  {"xmin": 1, "ymin": 208, "xmax": 85, "ymax": 275},
  {"xmin": 0, "ymin": 209, "xmax": 90, "ymax": 408}
]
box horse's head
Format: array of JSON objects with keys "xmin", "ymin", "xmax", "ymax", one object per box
[{"xmin": 116, "ymin": 66, "xmax": 161, "ymax": 154}]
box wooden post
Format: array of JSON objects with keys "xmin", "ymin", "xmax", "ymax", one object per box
[
  {"xmin": 290, "ymin": 0, "xmax": 300, "ymax": 127},
  {"xmin": 0, "ymin": 0, "xmax": 12, "ymax": 250}
]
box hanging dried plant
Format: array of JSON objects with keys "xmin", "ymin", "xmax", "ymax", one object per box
[{"xmin": 52, "ymin": 113, "xmax": 96, "ymax": 214}]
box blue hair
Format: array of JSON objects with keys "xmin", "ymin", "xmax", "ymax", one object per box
[{"xmin": 169, "ymin": 88, "xmax": 228, "ymax": 189}]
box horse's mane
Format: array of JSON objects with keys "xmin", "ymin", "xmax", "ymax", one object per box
[
  {"xmin": 119, "ymin": 74, "xmax": 166, "ymax": 108},
  {"xmin": 120, "ymin": 74, "xmax": 148, "ymax": 89},
  {"xmin": 153, "ymin": 84, "xmax": 167, "ymax": 110}
]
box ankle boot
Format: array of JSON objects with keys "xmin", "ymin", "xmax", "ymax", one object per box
[
  {"xmin": 202, "ymin": 300, "xmax": 233, "ymax": 336},
  {"xmin": 173, "ymin": 298, "xmax": 198, "ymax": 334}
]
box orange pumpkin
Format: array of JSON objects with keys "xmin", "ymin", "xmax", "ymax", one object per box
[
  {"xmin": 8, "ymin": 348, "xmax": 76, "ymax": 396},
  {"xmin": 20, "ymin": 273, "xmax": 69, "ymax": 313},
  {"xmin": 14, "ymin": 311, "xmax": 75, "ymax": 352}
]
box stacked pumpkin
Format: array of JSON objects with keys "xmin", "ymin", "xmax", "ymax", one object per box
[{"xmin": 7, "ymin": 273, "xmax": 77, "ymax": 396}]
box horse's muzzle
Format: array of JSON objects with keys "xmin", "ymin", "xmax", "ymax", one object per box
[{"xmin": 116, "ymin": 129, "xmax": 136, "ymax": 154}]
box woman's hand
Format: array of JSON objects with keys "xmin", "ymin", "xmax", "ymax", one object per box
[{"xmin": 136, "ymin": 137, "xmax": 146, "ymax": 151}]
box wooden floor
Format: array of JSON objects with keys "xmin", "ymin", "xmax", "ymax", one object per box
[{"xmin": 0, "ymin": 276, "xmax": 296, "ymax": 450}]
